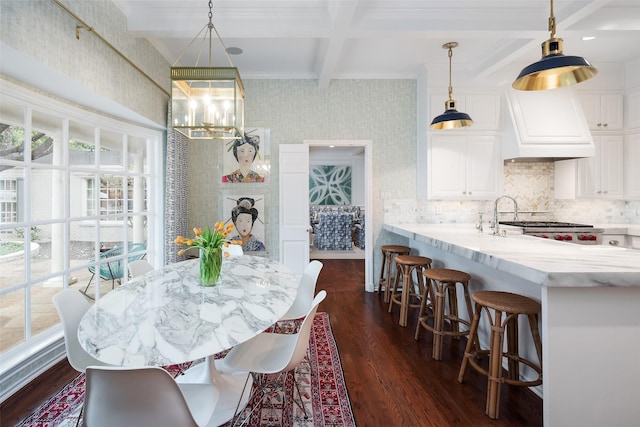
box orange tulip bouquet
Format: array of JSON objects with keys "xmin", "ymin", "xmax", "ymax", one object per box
[{"xmin": 174, "ymin": 222, "xmax": 239, "ymax": 286}]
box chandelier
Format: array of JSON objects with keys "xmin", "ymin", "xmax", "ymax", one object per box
[{"xmin": 171, "ymin": 0, "xmax": 244, "ymax": 140}]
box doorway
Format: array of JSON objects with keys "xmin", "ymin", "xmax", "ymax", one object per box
[{"xmin": 305, "ymin": 140, "xmax": 373, "ymax": 291}]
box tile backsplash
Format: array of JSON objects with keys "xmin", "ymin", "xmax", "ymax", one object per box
[{"xmin": 384, "ymin": 161, "xmax": 640, "ymax": 225}]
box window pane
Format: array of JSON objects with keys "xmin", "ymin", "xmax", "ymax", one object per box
[
  {"xmin": 98, "ymin": 174, "xmax": 127, "ymax": 217},
  {"xmin": 30, "ymin": 279, "xmax": 63, "ymax": 338},
  {"xmin": 30, "ymin": 168, "xmax": 66, "ymax": 222},
  {"xmin": 69, "ymin": 173, "xmax": 97, "ymax": 218},
  {"xmin": 69, "ymin": 120, "xmax": 97, "ymax": 169},
  {"xmin": 127, "ymin": 135, "xmax": 149, "ymax": 174},
  {"xmin": 31, "ymin": 110, "xmax": 63, "ymax": 167},
  {"xmin": 70, "ymin": 219, "xmax": 99, "ymax": 264},
  {"xmin": 0, "ymin": 288, "xmax": 26, "ymax": 352},
  {"xmin": 0, "ymin": 226, "xmax": 27, "ymax": 288},
  {"xmin": 0, "ymin": 167, "xmax": 23, "ymax": 224},
  {"xmin": 127, "ymin": 214, "xmax": 148, "ymax": 251},
  {"xmin": 30, "ymin": 222, "xmax": 61, "ymax": 283},
  {"xmin": 0, "ymin": 104, "xmax": 26, "ymax": 163},
  {"xmin": 100, "ymin": 129, "xmax": 124, "ymax": 172}
]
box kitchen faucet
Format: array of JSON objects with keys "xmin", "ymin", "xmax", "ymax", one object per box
[{"xmin": 492, "ymin": 195, "xmax": 518, "ymax": 236}]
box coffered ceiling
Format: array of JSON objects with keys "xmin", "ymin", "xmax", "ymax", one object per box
[{"xmin": 113, "ymin": 0, "xmax": 640, "ymax": 87}]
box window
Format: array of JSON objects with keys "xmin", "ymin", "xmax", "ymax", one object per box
[
  {"xmin": 84, "ymin": 176, "xmax": 147, "ymax": 216},
  {"xmin": 0, "ymin": 82, "xmax": 162, "ymax": 369},
  {"xmin": 0, "ymin": 179, "xmax": 17, "ymax": 223}
]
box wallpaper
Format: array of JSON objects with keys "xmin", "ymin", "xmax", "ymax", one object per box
[{"xmin": 188, "ymin": 79, "xmax": 417, "ymax": 259}]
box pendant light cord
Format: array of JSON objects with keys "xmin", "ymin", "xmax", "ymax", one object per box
[
  {"xmin": 548, "ymin": 0, "xmax": 556, "ymax": 38},
  {"xmin": 174, "ymin": 0, "xmax": 236, "ymax": 68},
  {"xmin": 447, "ymin": 45, "xmax": 454, "ymax": 100}
]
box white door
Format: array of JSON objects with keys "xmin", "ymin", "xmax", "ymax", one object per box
[{"xmin": 279, "ymin": 144, "xmax": 310, "ymax": 278}]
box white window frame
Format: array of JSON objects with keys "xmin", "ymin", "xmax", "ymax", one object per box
[{"xmin": 0, "ymin": 79, "xmax": 164, "ymax": 402}]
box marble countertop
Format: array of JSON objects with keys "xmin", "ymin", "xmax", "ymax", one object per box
[{"xmin": 383, "ymin": 223, "xmax": 640, "ymax": 288}]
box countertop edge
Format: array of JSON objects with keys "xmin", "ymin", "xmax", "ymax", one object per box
[{"xmin": 383, "ymin": 223, "xmax": 640, "ymax": 289}]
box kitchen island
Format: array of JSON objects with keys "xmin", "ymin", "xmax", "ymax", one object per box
[{"xmin": 383, "ymin": 223, "xmax": 640, "ymax": 427}]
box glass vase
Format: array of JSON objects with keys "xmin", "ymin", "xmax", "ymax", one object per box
[{"xmin": 199, "ymin": 247, "xmax": 222, "ymax": 286}]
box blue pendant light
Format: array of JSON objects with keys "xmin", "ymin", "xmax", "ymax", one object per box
[
  {"xmin": 430, "ymin": 42, "xmax": 473, "ymax": 130},
  {"xmin": 513, "ymin": 0, "xmax": 597, "ymax": 91}
]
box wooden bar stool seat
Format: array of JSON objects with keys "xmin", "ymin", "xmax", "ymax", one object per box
[
  {"xmin": 458, "ymin": 290, "xmax": 543, "ymax": 420},
  {"xmin": 388, "ymin": 255, "xmax": 432, "ymax": 327},
  {"xmin": 415, "ymin": 268, "xmax": 474, "ymax": 361},
  {"xmin": 378, "ymin": 245, "xmax": 410, "ymax": 303}
]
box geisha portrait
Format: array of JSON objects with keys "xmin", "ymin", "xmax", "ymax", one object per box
[
  {"xmin": 222, "ymin": 128, "xmax": 269, "ymax": 183},
  {"xmin": 223, "ymin": 195, "xmax": 266, "ymax": 252}
]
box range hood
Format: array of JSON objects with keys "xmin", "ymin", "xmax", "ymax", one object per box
[{"xmin": 501, "ymin": 86, "xmax": 595, "ymax": 162}]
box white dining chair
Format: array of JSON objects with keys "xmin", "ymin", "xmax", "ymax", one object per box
[
  {"xmin": 220, "ymin": 290, "xmax": 327, "ymax": 424},
  {"xmin": 128, "ymin": 259, "xmax": 154, "ymax": 277},
  {"xmin": 223, "ymin": 243, "xmax": 244, "ymax": 258},
  {"xmin": 84, "ymin": 365, "xmax": 218, "ymax": 427},
  {"xmin": 52, "ymin": 288, "xmax": 111, "ymax": 427},
  {"xmin": 279, "ymin": 260, "xmax": 323, "ymax": 321}
]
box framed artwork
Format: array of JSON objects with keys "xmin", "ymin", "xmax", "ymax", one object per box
[
  {"xmin": 223, "ymin": 194, "xmax": 266, "ymax": 252},
  {"xmin": 309, "ymin": 165, "xmax": 352, "ymax": 205},
  {"xmin": 222, "ymin": 128, "xmax": 270, "ymax": 183}
]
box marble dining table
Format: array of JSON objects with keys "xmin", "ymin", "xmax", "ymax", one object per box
[{"xmin": 77, "ymin": 255, "xmax": 300, "ymax": 425}]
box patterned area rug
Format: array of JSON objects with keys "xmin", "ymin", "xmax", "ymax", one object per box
[{"xmin": 17, "ymin": 312, "xmax": 355, "ymax": 427}]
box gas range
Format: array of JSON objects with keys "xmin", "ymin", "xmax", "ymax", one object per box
[{"xmin": 499, "ymin": 221, "xmax": 604, "ymax": 245}]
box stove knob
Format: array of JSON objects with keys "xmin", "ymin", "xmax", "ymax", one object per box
[
  {"xmin": 578, "ymin": 235, "xmax": 587, "ymax": 240},
  {"xmin": 555, "ymin": 235, "xmax": 564, "ymax": 240},
  {"xmin": 565, "ymin": 235, "xmax": 573, "ymax": 241},
  {"xmin": 589, "ymin": 235, "xmax": 597, "ymax": 241},
  {"xmin": 541, "ymin": 235, "xmax": 549, "ymax": 239}
]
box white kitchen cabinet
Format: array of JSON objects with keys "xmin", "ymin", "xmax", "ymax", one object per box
[
  {"xmin": 427, "ymin": 134, "xmax": 502, "ymax": 200},
  {"xmin": 624, "ymin": 132, "xmax": 640, "ymax": 199},
  {"xmin": 601, "ymin": 234, "xmax": 629, "ymax": 248},
  {"xmin": 626, "ymin": 89, "xmax": 640, "ymax": 130},
  {"xmin": 555, "ymin": 135, "xmax": 624, "ymax": 199},
  {"xmin": 429, "ymin": 92, "xmax": 501, "ymax": 130},
  {"xmin": 578, "ymin": 92, "xmax": 624, "ymax": 131},
  {"xmin": 579, "ymin": 135, "xmax": 624, "ymax": 198}
]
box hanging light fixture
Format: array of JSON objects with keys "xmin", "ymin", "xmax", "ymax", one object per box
[
  {"xmin": 430, "ymin": 42, "xmax": 473, "ymax": 130},
  {"xmin": 513, "ymin": 0, "xmax": 597, "ymax": 91},
  {"xmin": 171, "ymin": 0, "xmax": 244, "ymax": 140}
]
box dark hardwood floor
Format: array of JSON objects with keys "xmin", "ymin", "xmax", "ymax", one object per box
[{"xmin": 1, "ymin": 259, "xmax": 542, "ymax": 426}]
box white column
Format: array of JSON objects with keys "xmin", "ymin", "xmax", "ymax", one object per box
[{"xmin": 45, "ymin": 128, "xmax": 68, "ymax": 287}]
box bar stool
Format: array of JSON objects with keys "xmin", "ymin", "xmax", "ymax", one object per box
[
  {"xmin": 458, "ymin": 290, "xmax": 543, "ymax": 420},
  {"xmin": 377, "ymin": 245, "xmax": 410, "ymax": 303},
  {"xmin": 414, "ymin": 268, "xmax": 474, "ymax": 361},
  {"xmin": 388, "ymin": 255, "xmax": 432, "ymax": 327}
]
